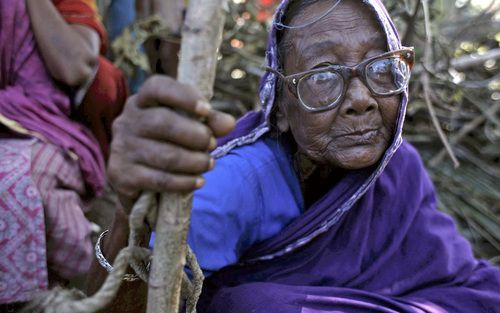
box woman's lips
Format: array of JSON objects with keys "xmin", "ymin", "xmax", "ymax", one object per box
[{"xmin": 337, "ymin": 128, "xmax": 381, "ymax": 145}]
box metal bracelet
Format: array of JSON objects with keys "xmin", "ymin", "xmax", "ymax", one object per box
[{"xmin": 95, "ymin": 229, "xmax": 139, "ymax": 282}]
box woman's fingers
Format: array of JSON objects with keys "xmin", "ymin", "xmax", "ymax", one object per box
[
  {"xmin": 125, "ymin": 165, "xmax": 202, "ymax": 193},
  {"xmin": 123, "ymin": 78, "xmax": 235, "ymax": 150},
  {"xmin": 136, "ymin": 75, "xmax": 236, "ymax": 138},
  {"xmin": 135, "ymin": 107, "xmax": 215, "ymax": 151},
  {"xmin": 108, "ymin": 161, "xmax": 203, "ymax": 204},
  {"xmin": 129, "ymin": 137, "xmax": 213, "ymax": 174},
  {"xmin": 137, "ymin": 75, "xmax": 211, "ymax": 117},
  {"xmin": 207, "ymin": 110, "xmax": 236, "ymax": 138}
]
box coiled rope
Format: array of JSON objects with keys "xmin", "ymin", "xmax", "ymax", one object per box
[{"xmin": 21, "ymin": 192, "xmax": 204, "ymax": 313}]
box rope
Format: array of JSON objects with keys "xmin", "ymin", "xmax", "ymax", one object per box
[
  {"xmin": 185, "ymin": 246, "xmax": 204, "ymax": 313},
  {"xmin": 21, "ymin": 247, "xmax": 138, "ymax": 313},
  {"xmin": 22, "ymin": 192, "xmax": 204, "ymax": 313}
]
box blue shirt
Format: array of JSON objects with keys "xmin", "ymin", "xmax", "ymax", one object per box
[{"xmin": 150, "ymin": 138, "xmax": 303, "ymax": 275}]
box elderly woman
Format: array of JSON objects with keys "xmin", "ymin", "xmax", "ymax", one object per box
[{"xmin": 91, "ymin": 0, "xmax": 500, "ymax": 311}]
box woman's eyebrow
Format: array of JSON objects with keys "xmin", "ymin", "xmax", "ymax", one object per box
[
  {"xmin": 299, "ymin": 40, "xmax": 340, "ymax": 65},
  {"xmin": 313, "ymin": 62, "xmax": 335, "ymax": 68}
]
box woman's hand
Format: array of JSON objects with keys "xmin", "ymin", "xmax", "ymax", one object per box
[
  {"xmin": 107, "ymin": 75, "xmax": 235, "ymax": 213},
  {"xmin": 87, "ymin": 75, "xmax": 233, "ymax": 302},
  {"xmin": 26, "ymin": 0, "xmax": 100, "ymax": 87}
]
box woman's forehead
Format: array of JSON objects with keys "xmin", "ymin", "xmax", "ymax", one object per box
[
  {"xmin": 284, "ymin": 0, "xmax": 382, "ymax": 40},
  {"xmin": 289, "ymin": 0, "xmax": 375, "ymax": 24},
  {"xmin": 282, "ymin": 0, "xmax": 386, "ymax": 69}
]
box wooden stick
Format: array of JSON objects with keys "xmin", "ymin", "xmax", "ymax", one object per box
[{"xmin": 146, "ymin": 0, "xmax": 227, "ymax": 312}]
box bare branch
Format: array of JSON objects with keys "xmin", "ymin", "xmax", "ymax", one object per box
[{"xmin": 421, "ymin": 0, "xmax": 460, "ymax": 168}]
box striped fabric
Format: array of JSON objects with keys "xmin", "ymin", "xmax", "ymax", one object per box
[{"xmin": 0, "ymin": 137, "xmax": 92, "ymax": 303}]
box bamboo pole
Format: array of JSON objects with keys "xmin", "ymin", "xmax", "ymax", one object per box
[{"xmin": 146, "ymin": 0, "xmax": 228, "ymax": 312}]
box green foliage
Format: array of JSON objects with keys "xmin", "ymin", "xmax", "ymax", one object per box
[
  {"xmin": 392, "ymin": 0, "xmax": 500, "ymax": 262},
  {"xmin": 110, "ymin": 15, "xmax": 175, "ymax": 77}
]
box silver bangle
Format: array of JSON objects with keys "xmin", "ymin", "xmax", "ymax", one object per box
[
  {"xmin": 95, "ymin": 230, "xmax": 139, "ymax": 282},
  {"xmin": 95, "ymin": 230, "xmax": 113, "ymax": 272}
]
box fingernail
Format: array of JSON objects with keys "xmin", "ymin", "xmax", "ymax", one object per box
[
  {"xmin": 208, "ymin": 137, "xmax": 217, "ymax": 150},
  {"xmin": 195, "ymin": 177, "xmax": 205, "ymax": 188},
  {"xmin": 208, "ymin": 158, "xmax": 215, "ymax": 170},
  {"xmin": 195, "ymin": 100, "xmax": 211, "ymax": 116}
]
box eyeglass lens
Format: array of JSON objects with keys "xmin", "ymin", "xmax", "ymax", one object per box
[
  {"xmin": 366, "ymin": 57, "xmax": 409, "ymax": 95},
  {"xmin": 298, "ymin": 56, "xmax": 410, "ymax": 110},
  {"xmin": 298, "ymin": 71, "xmax": 343, "ymax": 109}
]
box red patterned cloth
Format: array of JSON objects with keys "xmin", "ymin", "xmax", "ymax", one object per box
[
  {"xmin": 0, "ymin": 138, "xmax": 92, "ymax": 304},
  {"xmin": 31, "ymin": 140, "xmax": 92, "ymax": 280},
  {"xmin": 0, "ymin": 138, "xmax": 48, "ymax": 303}
]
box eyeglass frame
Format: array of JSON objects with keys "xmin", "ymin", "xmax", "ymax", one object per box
[{"xmin": 266, "ymin": 47, "xmax": 415, "ymax": 113}]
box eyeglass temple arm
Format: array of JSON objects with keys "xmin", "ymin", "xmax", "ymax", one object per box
[
  {"xmin": 263, "ymin": 66, "xmax": 286, "ymax": 79},
  {"xmin": 401, "ymin": 46, "xmax": 415, "ymax": 70}
]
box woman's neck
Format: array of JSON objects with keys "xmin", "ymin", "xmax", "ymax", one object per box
[{"xmin": 293, "ymin": 151, "xmax": 345, "ymax": 209}]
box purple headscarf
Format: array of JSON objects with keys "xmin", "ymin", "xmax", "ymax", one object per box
[{"xmin": 200, "ymin": 0, "xmax": 500, "ymax": 312}]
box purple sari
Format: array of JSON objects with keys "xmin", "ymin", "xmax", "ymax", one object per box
[
  {"xmin": 0, "ymin": 0, "xmax": 105, "ymax": 194},
  {"xmin": 200, "ymin": 0, "xmax": 500, "ymax": 311}
]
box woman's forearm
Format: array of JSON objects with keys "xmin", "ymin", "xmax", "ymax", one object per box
[
  {"xmin": 86, "ymin": 205, "xmax": 148, "ymax": 313},
  {"xmin": 26, "ymin": 0, "xmax": 100, "ymax": 87}
]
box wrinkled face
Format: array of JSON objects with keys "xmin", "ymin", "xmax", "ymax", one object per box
[{"xmin": 276, "ymin": 0, "xmax": 400, "ymax": 169}]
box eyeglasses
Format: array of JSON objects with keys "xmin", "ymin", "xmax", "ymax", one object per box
[{"xmin": 267, "ymin": 48, "xmax": 415, "ymax": 112}]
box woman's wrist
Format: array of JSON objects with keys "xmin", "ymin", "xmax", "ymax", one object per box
[
  {"xmin": 100, "ymin": 203, "xmax": 131, "ymax": 266},
  {"xmin": 113, "ymin": 201, "xmax": 130, "ymax": 229},
  {"xmin": 107, "ymin": 200, "xmax": 151, "ymax": 251}
]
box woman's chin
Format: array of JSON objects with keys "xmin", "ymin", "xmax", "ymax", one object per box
[{"xmin": 327, "ymin": 143, "xmax": 387, "ymax": 170}]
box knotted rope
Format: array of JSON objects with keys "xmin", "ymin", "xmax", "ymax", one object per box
[{"xmin": 21, "ymin": 192, "xmax": 204, "ymax": 313}]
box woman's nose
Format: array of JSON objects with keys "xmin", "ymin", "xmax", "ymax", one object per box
[{"xmin": 339, "ymin": 78, "xmax": 378, "ymax": 116}]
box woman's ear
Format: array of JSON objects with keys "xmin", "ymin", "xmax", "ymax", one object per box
[{"xmin": 276, "ymin": 103, "xmax": 290, "ymax": 133}]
